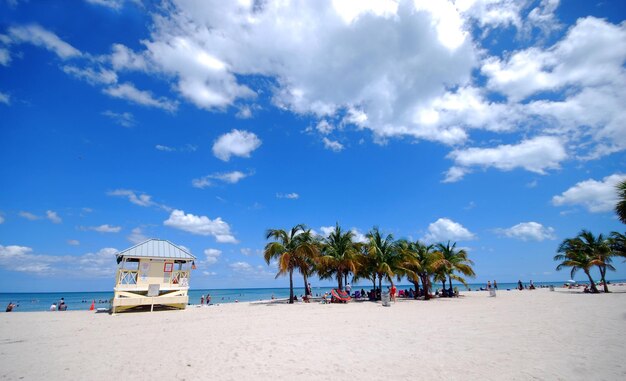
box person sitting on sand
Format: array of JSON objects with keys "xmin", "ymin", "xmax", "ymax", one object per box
[
  {"xmin": 517, "ymin": 280, "xmax": 523, "ymax": 290},
  {"xmin": 50, "ymin": 303, "xmax": 57, "ymax": 311},
  {"xmin": 529, "ymin": 280, "xmax": 535, "ymax": 290},
  {"xmin": 5, "ymin": 302, "xmax": 15, "ymax": 312},
  {"xmin": 59, "ymin": 302, "xmax": 67, "ymax": 311}
]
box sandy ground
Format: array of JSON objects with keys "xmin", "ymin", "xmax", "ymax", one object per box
[{"xmin": 1, "ymin": 286, "xmax": 625, "ymax": 381}]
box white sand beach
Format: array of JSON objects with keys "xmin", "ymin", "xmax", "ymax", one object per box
[{"xmin": 1, "ymin": 286, "xmax": 625, "ymax": 381}]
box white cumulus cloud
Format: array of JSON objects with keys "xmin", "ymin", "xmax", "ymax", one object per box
[
  {"xmin": 423, "ymin": 218, "xmax": 475, "ymax": 243},
  {"xmin": 445, "ymin": 136, "xmax": 567, "ymax": 182},
  {"xmin": 495, "ymin": 222, "xmax": 556, "ymax": 241},
  {"xmin": 212, "ymin": 129, "xmax": 261, "ymax": 161},
  {"xmin": 552, "ymin": 173, "xmax": 626, "ymax": 213},
  {"xmin": 8, "ymin": 24, "xmax": 81, "ymax": 59},
  {"xmin": 164, "ymin": 209, "xmax": 237, "ymax": 243}
]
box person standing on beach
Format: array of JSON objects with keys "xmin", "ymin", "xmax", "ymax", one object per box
[
  {"xmin": 200, "ymin": 295, "xmax": 204, "ymax": 305},
  {"xmin": 518, "ymin": 280, "xmax": 523, "ymax": 290},
  {"xmin": 390, "ymin": 284, "xmax": 397, "ymax": 302},
  {"xmin": 306, "ymin": 283, "xmax": 312, "ymax": 297},
  {"xmin": 487, "ymin": 281, "xmax": 492, "ymax": 290},
  {"xmin": 494, "ymin": 280, "xmax": 498, "ymax": 290},
  {"xmin": 345, "ymin": 283, "xmax": 351, "ymax": 294},
  {"xmin": 206, "ymin": 293, "xmax": 211, "ymax": 305}
]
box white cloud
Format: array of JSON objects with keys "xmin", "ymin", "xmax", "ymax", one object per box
[
  {"xmin": 67, "ymin": 239, "xmax": 80, "ymax": 246},
  {"xmin": 156, "ymin": 144, "xmax": 174, "ymax": 152},
  {"xmin": 0, "ymin": 91, "xmax": 9, "ymax": 105},
  {"xmin": 0, "ymin": 215, "xmax": 4, "ymax": 224},
  {"xmin": 110, "ymin": 43, "xmax": 147, "ymax": 70},
  {"xmin": 127, "ymin": 227, "xmax": 147, "ymax": 244},
  {"xmin": 85, "ymin": 0, "xmax": 124, "ymax": 11},
  {"xmin": 482, "ymin": 17, "xmax": 625, "ymax": 101},
  {"xmin": 203, "ymin": 271, "xmax": 217, "ymax": 276},
  {"xmin": 192, "ymin": 171, "xmax": 249, "ymax": 189},
  {"xmin": 276, "ymin": 193, "xmax": 299, "ymax": 199},
  {"xmin": 46, "ymin": 210, "xmax": 62, "ymax": 224},
  {"xmin": 319, "ymin": 226, "xmax": 335, "ymax": 237},
  {"xmin": 19, "ymin": 211, "xmax": 40, "ymax": 221},
  {"xmin": 0, "ymin": 244, "xmax": 118, "ymax": 277},
  {"xmin": 316, "ymin": 120, "xmax": 334, "ymax": 135},
  {"xmin": 495, "ymin": 222, "xmax": 556, "ymax": 241},
  {"xmin": 423, "ymin": 218, "xmax": 475, "ymax": 243},
  {"xmin": 445, "ymin": 136, "xmax": 566, "ymax": 182},
  {"xmin": 240, "ymin": 248, "xmax": 252, "ymax": 256},
  {"xmin": 104, "ymin": 83, "xmax": 178, "ymax": 112},
  {"xmin": 8, "ymin": 24, "xmax": 81, "ymax": 59},
  {"xmin": 351, "ymin": 228, "xmax": 368, "ymax": 244},
  {"xmin": 212, "ymin": 130, "xmax": 261, "ymax": 161},
  {"xmin": 108, "ymin": 189, "xmax": 154, "ymax": 207},
  {"xmin": 0, "ymin": 48, "xmax": 11, "ymax": 66},
  {"xmin": 322, "ymin": 137, "xmax": 344, "ymax": 152},
  {"xmin": 203, "ymin": 248, "xmax": 222, "ymax": 265},
  {"xmin": 107, "ymin": 189, "xmax": 171, "ymax": 211},
  {"xmin": 114, "ymin": 1, "xmax": 478, "ymax": 145},
  {"xmin": 102, "ymin": 110, "xmax": 135, "ymax": 127},
  {"xmin": 164, "ymin": 209, "xmax": 237, "ymax": 243},
  {"xmin": 82, "ymin": 224, "xmax": 122, "ymax": 233},
  {"xmin": 230, "ymin": 261, "xmax": 252, "ymax": 272},
  {"xmin": 552, "ymin": 173, "xmax": 626, "ymax": 213},
  {"xmin": 62, "ymin": 65, "xmax": 117, "ymax": 85}
]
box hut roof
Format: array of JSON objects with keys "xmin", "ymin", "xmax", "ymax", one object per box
[{"xmin": 116, "ymin": 239, "xmax": 196, "ymax": 260}]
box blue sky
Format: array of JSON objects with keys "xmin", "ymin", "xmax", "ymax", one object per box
[{"xmin": 0, "ymin": 0, "xmax": 625, "ymax": 292}]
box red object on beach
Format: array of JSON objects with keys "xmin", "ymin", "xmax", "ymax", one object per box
[
  {"xmin": 89, "ymin": 300, "xmax": 95, "ymax": 311},
  {"xmin": 331, "ymin": 289, "xmax": 352, "ymax": 303}
]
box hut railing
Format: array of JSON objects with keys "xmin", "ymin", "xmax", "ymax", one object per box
[
  {"xmin": 118, "ymin": 269, "xmax": 138, "ymax": 285},
  {"xmin": 171, "ymin": 270, "xmax": 189, "ymax": 287}
]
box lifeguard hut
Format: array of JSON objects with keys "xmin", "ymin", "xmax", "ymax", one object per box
[{"xmin": 112, "ymin": 239, "xmax": 195, "ymax": 313}]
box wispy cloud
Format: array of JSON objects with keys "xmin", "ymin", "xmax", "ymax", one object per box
[
  {"xmin": 102, "ymin": 110, "xmax": 135, "ymax": 127},
  {"xmin": 192, "ymin": 171, "xmax": 251, "ymax": 189},
  {"xmin": 80, "ymin": 224, "xmax": 121, "ymax": 233},
  {"xmin": 276, "ymin": 192, "xmax": 299, "ymax": 199}
]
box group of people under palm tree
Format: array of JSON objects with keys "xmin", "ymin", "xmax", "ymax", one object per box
[{"xmin": 264, "ymin": 223, "xmax": 475, "ymax": 304}]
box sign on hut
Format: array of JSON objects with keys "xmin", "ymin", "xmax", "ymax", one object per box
[{"xmin": 112, "ymin": 239, "xmax": 195, "ymax": 313}]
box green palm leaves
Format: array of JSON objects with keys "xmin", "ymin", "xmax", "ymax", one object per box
[
  {"xmin": 264, "ymin": 224, "xmax": 319, "ymax": 303},
  {"xmin": 554, "ymin": 230, "xmax": 618, "ymax": 293}
]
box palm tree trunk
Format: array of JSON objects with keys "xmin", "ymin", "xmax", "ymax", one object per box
[
  {"xmin": 585, "ymin": 270, "xmax": 598, "ymax": 293},
  {"xmin": 412, "ymin": 279, "xmax": 419, "ymax": 299},
  {"xmin": 441, "ymin": 280, "xmax": 446, "ymax": 296},
  {"xmin": 289, "ymin": 268, "xmax": 294, "ymax": 303},
  {"xmin": 378, "ymin": 274, "xmax": 382, "ymax": 300},
  {"xmin": 344, "ymin": 272, "xmax": 348, "ymax": 288},
  {"xmin": 421, "ymin": 275, "xmax": 430, "ymax": 300},
  {"xmin": 598, "ymin": 265, "xmax": 609, "ymax": 293},
  {"xmin": 303, "ymin": 272, "xmax": 309, "ymax": 296},
  {"xmin": 448, "ymin": 276, "xmax": 453, "ymax": 293}
]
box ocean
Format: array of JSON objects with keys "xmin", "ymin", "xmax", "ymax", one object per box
[{"xmin": 4, "ymin": 279, "xmax": 621, "ymax": 312}]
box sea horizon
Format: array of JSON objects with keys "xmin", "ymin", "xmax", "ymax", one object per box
[{"xmin": 4, "ymin": 279, "xmax": 625, "ymax": 312}]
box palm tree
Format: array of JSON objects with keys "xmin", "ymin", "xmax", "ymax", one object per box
[
  {"xmin": 396, "ymin": 240, "xmax": 422, "ymax": 298},
  {"xmin": 609, "ymin": 231, "xmax": 626, "ymax": 260},
  {"xmin": 575, "ymin": 230, "xmax": 613, "ymax": 293},
  {"xmin": 554, "ymin": 237, "xmax": 601, "ymax": 293},
  {"xmin": 366, "ymin": 227, "xmax": 401, "ymax": 298},
  {"xmin": 616, "ymin": 180, "xmax": 626, "ymax": 224},
  {"xmin": 318, "ymin": 224, "xmax": 359, "ymax": 290},
  {"xmin": 434, "ymin": 241, "xmax": 476, "ymax": 295},
  {"xmin": 264, "ymin": 224, "xmax": 319, "ymax": 303}
]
